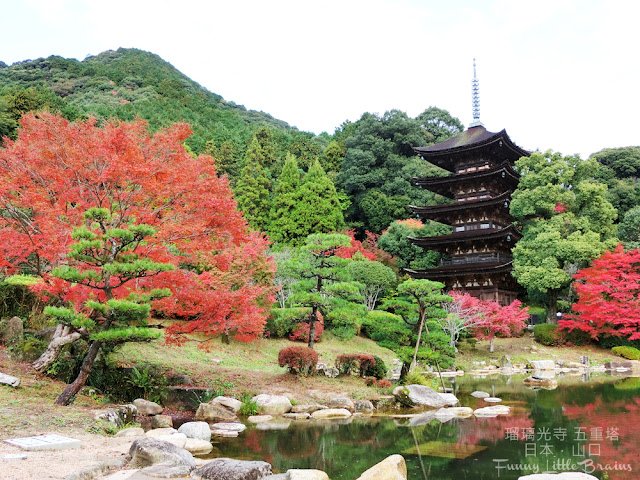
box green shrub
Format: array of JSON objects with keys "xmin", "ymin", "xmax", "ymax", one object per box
[
  {"xmin": 335, "ymin": 354, "xmax": 375, "ymax": 376},
  {"xmin": 598, "ymin": 335, "xmax": 640, "ymax": 350},
  {"xmin": 562, "ymin": 328, "xmax": 592, "ymax": 346},
  {"xmin": 405, "ymin": 371, "xmax": 429, "ymax": 386},
  {"xmin": 361, "ymin": 355, "xmax": 388, "ymax": 380},
  {"xmin": 533, "ymin": 324, "xmax": 561, "ymax": 346},
  {"xmin": 266, "ymin": 308, "xmax": 309, "ymax": 338},
  {"xmin": 612, "ymin": 346, "xmax": 640, "ymax": 360},
  {"xmin": 238, "ymin": 393, "xmax": 259, "ymax": 416}
]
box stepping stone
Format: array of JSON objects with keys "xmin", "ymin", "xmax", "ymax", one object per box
[
  {"xmin": 471, "ymin": 391, "xmax": 489, "ymax": 398},
  {"xmin": 210, "ymin": 422, "xmax": 246, "ymax": 432},
  {"xmin": 4, "ymin": 434, "xmax": 80, "ymax": 451},
  {"xmin": 484, "ymin": 397, "xmax": 502, "ymax": 403}
]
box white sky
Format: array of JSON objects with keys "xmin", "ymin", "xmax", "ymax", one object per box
[{"xmin": 1, "ymin": 0, "xmax": 638, "ymax": 158}]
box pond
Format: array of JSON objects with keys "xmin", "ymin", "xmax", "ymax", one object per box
[{"xmin": 212, "ymin": 374, "xmax": 640, "ymax": 480}]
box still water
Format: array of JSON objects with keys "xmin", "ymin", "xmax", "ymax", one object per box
[{"xmin": 214, "ymin": 375, "xmax": 640, "ymax": 480}]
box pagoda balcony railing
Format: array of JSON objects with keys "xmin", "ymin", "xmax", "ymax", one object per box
[{"xmin": 440, "ymin": 253, "xmax": 512, "ymax": 267}]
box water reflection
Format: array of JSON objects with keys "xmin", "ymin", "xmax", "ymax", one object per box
[{"xmin": 213, "ymin": 375, "xmax": 640, "ymax": 480}]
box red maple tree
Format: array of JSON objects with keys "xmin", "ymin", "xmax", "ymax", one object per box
[
  {"xmin": 559, "ymin": 244, "xmax": 640, "ymax": 340},
  {"xmin": 0, "ymin": 113, "xmax": 275, "ymax": 345}
]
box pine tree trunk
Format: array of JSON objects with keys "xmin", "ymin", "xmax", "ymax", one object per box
[
  {"xmin": 54, "ymin": 340, "xmax": 102, "ymax": 406},
  {"xmin": 32, "ymin": 325, "xmax": 82, "ymax": 372},
  {"xmin": 307, "ymin": 310, "xmax": 317, "ymax": 349}
]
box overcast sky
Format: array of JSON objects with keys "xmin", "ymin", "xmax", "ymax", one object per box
[{"xmin": 2, "ymin": 0, "xmax": 638, "ymax": 158}]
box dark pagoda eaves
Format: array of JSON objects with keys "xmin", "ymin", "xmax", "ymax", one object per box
[
  {"xmin": 413, "ymin": 126, "xmax": 530, "ymax": 159},
  {"xmin": 408, "ymin": 224, "xmax": 522, "ymax": 249},
  {"xmin": 407, "ymin": 260, "xmax": 514, "ymax": 279},
  {"xmin": 410, "ymin": 190, "xmax": 513, "ymax": 217},
  {"xmin": 412, "ymin": 162, "xmax": 520, "ymax": 198}
]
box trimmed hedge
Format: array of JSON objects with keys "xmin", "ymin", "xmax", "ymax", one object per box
[
  {"xmin": 612, "ymin": 346, "xmax": 640, "ymax": 360},
  {"xmin": 361, "ymin": 355, "xmax": 388, "ymax": 380},
  {"xmin": 533, "ymin": 324, "xmax": 562, "ymax": 346}
]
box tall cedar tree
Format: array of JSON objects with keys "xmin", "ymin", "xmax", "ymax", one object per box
[
  {"xmin": 269, "ymin": 152, "xmax": 300, "ymax": 244},
  {"xmin": 234, "ymin": 136, "xmax": 273, "ymax": 232},
  {"xmin": 559, "ymin": 245, "xmax": 640, "ymax": 340},
  {"xmin": 289, "ymin": 160, "xmax": 345, "ymax": 242},
  {"xmin": 0, "ymin": 114, "xmax": 275, "ymax": 402}
]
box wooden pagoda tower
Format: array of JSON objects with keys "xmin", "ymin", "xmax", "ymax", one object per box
[{"xmin": 407, "ymin": 61, "xmax": 529, "ymax": 305}]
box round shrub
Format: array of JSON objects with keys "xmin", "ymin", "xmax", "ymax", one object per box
[
  {"xmin": 376, "ymin": 379, "xmax": 392, "ymax": 389},
  {"xmin": 361, "ymin": 355, "xmax": 388, "ymax": 380},
  {"xmin": 278, "ymin": 346, "xmax": 319, "ymax": 376},
  {"xmin": 335, "ymin": 354, "xmax": 375, "ymax": 376},
  {"xmin": 533, "ymin": 324, "xmax": 561, "ymax": 346},
  {"xmin": 365, "ymin": 376, "xmax": 377, "ymax": 387},
  {"xmin": 612, "ymin": 346, "xmax": 640, "ymax": 360}
]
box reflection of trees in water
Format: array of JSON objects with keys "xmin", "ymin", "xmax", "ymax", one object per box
[{"xmin": 276, "ymin": 426, "xmax": 319, "ymax": 458}]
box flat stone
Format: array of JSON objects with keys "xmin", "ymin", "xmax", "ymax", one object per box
[
  {"xmin": 393, "ymin": 385, "xmax": 446, "ymax": 409},
  {"xmin": 115, "ymin": 427, "xmax": 145, "ymax": 437},
  {"xmin": 311, "ymin": 408, "xmax": 352, "ymax": 419},
  {"xmin": 154, "ymin": 433, "xmax": 187, "ymax": 449},
  {"xmin": 443, "ymin": 407, "xmax": 474, "ymax": 418},
  {"xmin": 288, "ymin": 470, "xmax": 331, "ymax": 480},
  {"xmin": 190, "ymin": 458, "xmax": 272, "ymax": 480},
  {"xmin": 210, "ymin": 422, "xmax": 246, "ymax": 432},
  {"xmin": 327, "ymin": 396, "xmax": 355, "ymax": 411},
  {"xmin": 433, "ymin": 409, "xmax": 457, "ymax": 423},
  {"xmin": 151, "ymin": 414, "xmax": 173, "ymax": 429},
  {"xmin": 247, "ymin": 415, "xmax": 273, "ymax": 423},
  {"xmin": 471, "ymin": 391, "xmax": 490, "ymax": 398},
  {"xmin": 291, "ymin": 404, "xmax": 327, "ymax": 414},
  {"xmin": 474, "ymin": 405, "xmax": 510, "ymax": 417},
  {"xmin": 4, "ymin": 434, "xmax": 80, "ymax": 451},
  {"xmin": 355, "ymin": 454, "xmax": 407, "ymax": 480},
  {"xmin": 484, "ymin": 397, "xmax": 502, "ymax": 403},
  {"xmin": 0, "ymin": 372, "xmax": 20, "ymax": 387},
  {"xmin": 146, "ymin": 428, "xmax": 177, "ymax": 438},
  {"xmin": 530, "ymin": 360, "xmax": 555, "ymax": 370},
  {"xmin": 184, "ymin": 438, "xmax": 213, "ymax": 455},
  {"xmin": 437, "ymin": 393, "xmax": 458, "ymax": 406},
  {"xmin": 211, "ymin": 429, "xmax": 239, "ymax": 438}
]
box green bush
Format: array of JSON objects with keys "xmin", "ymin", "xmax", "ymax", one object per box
[
  {"xmin": 562, "ymin": 328, "xmax": 592, "ymax": 346},
  {"xmin": 405, "ymin": 371, "xmax": 429, "ymax": 386},
  {"xmin": 361, "ymin": 355, "xmax": 388, "ymax": 380},
  {"xmin": 612, "ymin": 346, "xmax": 640, "ymax": 360},
  {"xmin": 533, "ymin": 324, "xmax": 562, "ymax": 346},
  {"xmin": 265, "ymin": 307, "xmax": 312, "ymax": 338}
]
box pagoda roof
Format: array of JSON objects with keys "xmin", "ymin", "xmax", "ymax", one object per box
[
  {"xmin": 408, "ymin": 224, "xmax": 522, "ymax": 249},
  {"xmin": 413, "ymin": 126, "xmax": 529, "ymax": 172},
  {"xmin": 412, "ymin": 162, "xmax": 520, "ymax": 199},
  {"xmin": 407, "ymin": 260, "xmax": 514, "ymax": 279},
  {"xmin": 410, "ymin": 190, "xmax": 513, "ymax": 224}
]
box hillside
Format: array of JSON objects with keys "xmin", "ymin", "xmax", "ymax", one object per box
[{"xmin": 0, "ymin": 48, "xmax": 299, "ymax": 153}]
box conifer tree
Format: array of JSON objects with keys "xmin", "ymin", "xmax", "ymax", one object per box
[
  {"xmin": 234, "ymin": 137, "xmax": 273, "ymax": 232},
  {"xmin": 290, "ymin": 160, "xmax": 345, "ymax": 242},
  {"xmin": 269, "ymin": 152, "xmax": 301, "ymax": 244}
]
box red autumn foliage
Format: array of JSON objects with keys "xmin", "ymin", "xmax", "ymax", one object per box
[
  {"xmin": 277, "ymin": 345, "xmax": 319, "ymax": 375},
  {"xmin": 335, "ymin": 353, "xmax": 376, "ymax": 376},
  {"xmin": 554, "ymin": 202, "xmax": 568, "ymax": 213},
  {"xmin": 376, "ymin": 379, "xmax": 391, "ymax": 389},
  {"xmin": 289, "ymin": 311, "xmax": 324, "ymax": 343},
  {"xmin": 559, "ymin": 245, "xmax": 640, "ymax": 340},
  {"xmin": 335, "ymin": 229, "xmax": 377, "ymax": 260},
  {"xmin": 0, "ymin": 113, "xmax": 275, "ymax": 343},
  {"xmin": 450, "ymin": 292, "xmax": 528, "ymax": 347}
]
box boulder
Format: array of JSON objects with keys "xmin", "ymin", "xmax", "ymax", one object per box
[
  {"xmin": 291, "ymin": 404, "xmax": 327, "ymax": 414},
  {"xmin": 211, "ymin": 396, "xmax": 243, "ymax": 414},
  {"xmin": 251, "ymin": 394, "xmax": 292, "ymax": 415},
  {"xmin": 393, "ymin": 385, "xmax": 445, "ymax": 409},
  {"xmin": 178, "ymin": 421, "xmax": 211, "ymax": 441},
  {"xmin": 323, "ymin": 367, "xmax": 339, "ymax": 378},
  {"xmin": 210, "ymin": 422, "xmax": 247, "ymax": 433},
  {"xmin": 355, "ymin": 454, "xmax": 407, "ymax": 480},
  {"xmin": 0, "ymin": 372, "xmax": 20, "ymax": 388},
  {"xmin": 327, "ymin": 396, "xmax": 355, "ymax": 411},
  {"xmin": 115, "ymin": 427, "xmax": 145, "ymax": 438},
  {"xmin": 474, "ymin": 405, "xmax": 510, "ymax": 417},
  {"xmin": 190, "ymin": 458, "xmax": 272, "ymax": 480},
  {"xmin": 133, "ymin": 398, "xmax": 163, "ymax": 416},
  {"xmin": 471, "ymin": 391, "xmax": 490, "ymax": 399},
  {"xmin": 2, "ymin": 317, "xmax": 23, "ymax": 347},
  {"xmin": 354, "ymin": 399, "xmax": 374, "ymax": 413},
  {"xmin": 151, "ymin": 414, "xmax": 174, "ymax": 429},
  {"xmin": 437, "ymin": 393, "xmax": 458, "ymax": 406},
  {"xmin": 433, "ymin": 409, "xmax": 457, "ymax": 423},
  {"xmin": 310, "ymin": 408, "xmax": 352, "ymax": 419},
  {"xmin": 184, "ymin": 438, "xmax": 213, "ymax": 455},
  {"xmin": 95, "ymin": 404, "xmax": 137, "ymax": 427},
  {"xmin": 155, "ymin": 432, "xmax": 187, "ymax": 449},
  {"xmin": 128, "ymin": 438, "xmax": 195, "ymax": 478},
  {"xmin": 195, "ymin": 402, "xmax": 238, "ymax": 422},
  {"xmin": 530, "ymin": 360, "xmax": 555, "ymax": 370},
  {"xmin": 247, "ymin": 415, "xmax": 274, "ymax": 423}
]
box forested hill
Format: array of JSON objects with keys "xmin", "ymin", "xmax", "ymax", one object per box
[{"xmin": 0, "ymin": 48, "xmax": 296, "ymax": 153}]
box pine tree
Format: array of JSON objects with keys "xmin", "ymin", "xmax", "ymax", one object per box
[{"xmin": 234, "ymin": 137, "xmax": 273, "ymax": 232}]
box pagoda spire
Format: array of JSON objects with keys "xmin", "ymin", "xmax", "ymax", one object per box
[{"xmin": 470, "ymin": 58, "xmax": 483, "ymax": 128}]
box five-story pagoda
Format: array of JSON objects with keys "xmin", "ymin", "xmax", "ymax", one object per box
[{"xmin": 407, "ymin": 62, "xmax": 529, "ymax": 305}]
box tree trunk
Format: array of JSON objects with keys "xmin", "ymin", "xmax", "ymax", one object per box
[
  {"xmin": 54, "ymin": 339, "xmax": 102, "ymax": 406},
  {"xmin": 489, "ymin": 337, "xmax": 495, "ymax": 353},
  {"xmin": 307, "ymin": 310, "xmax": 317, "ymax": 349},
  {"xmin": 548, "ymin": 290, "xmax": 559, "ymax": 324},
  {"xmin": 32, "ymin": 325, "xmax": 82, "ymax": 372}
]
